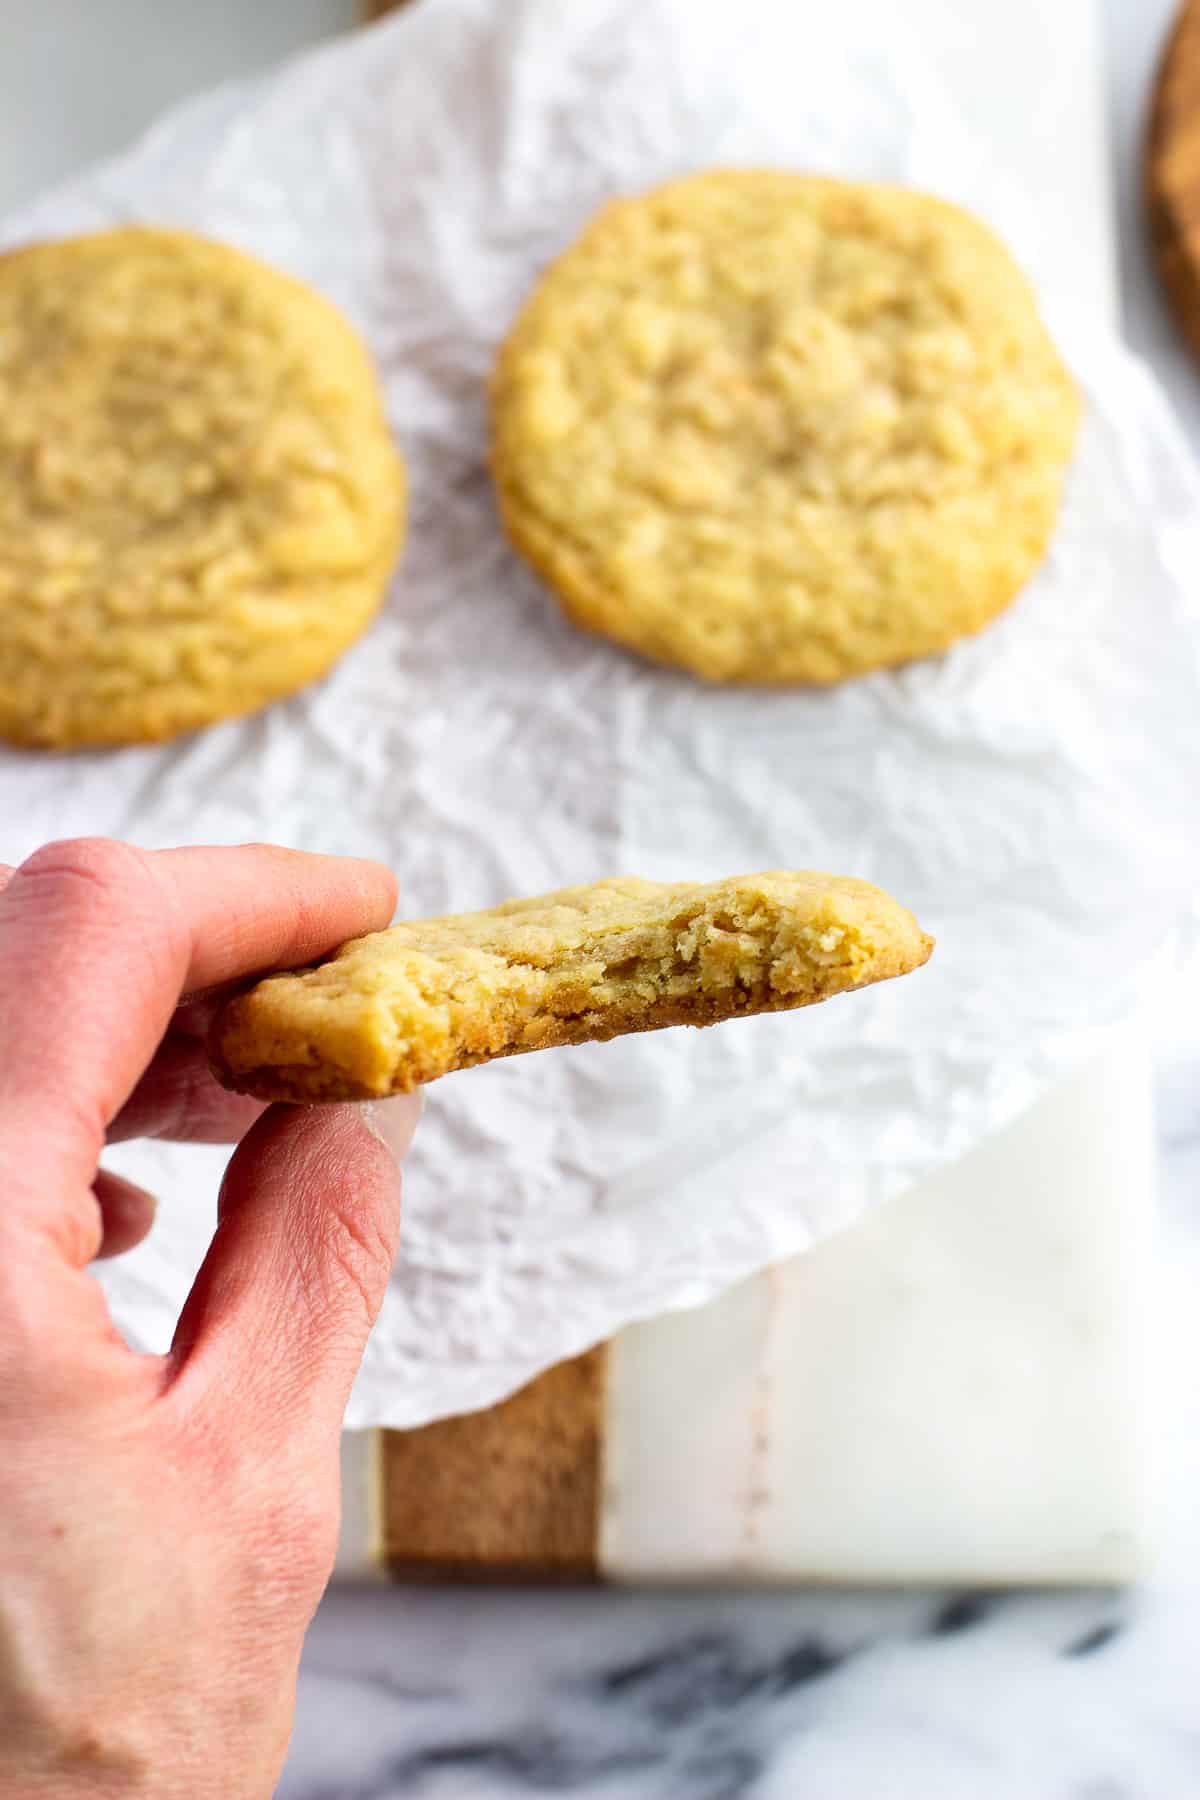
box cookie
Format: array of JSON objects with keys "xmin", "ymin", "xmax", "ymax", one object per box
[
  {"xmin": 490, "ymin": 171, "xmax": 1078, "ymax": 684},
  {"xmin": 0, "ymin": 228, "xmax": 405, "ymax": 747},
  {"xmin": 211, "ymin": 870, "xmax": 933, "ymax": 1101}
]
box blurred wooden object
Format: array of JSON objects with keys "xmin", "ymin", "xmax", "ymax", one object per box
[
  {"xmin": 1147, "ymin": 0, "xmax": 1200, "ymax": 361},
  {"xmin": 378, "ymin": 1348, "xmax": 605, "ymax": 1581},
  {"xmin": 362, "ymin": 0, "xmax": 409, "ymax": 17}
]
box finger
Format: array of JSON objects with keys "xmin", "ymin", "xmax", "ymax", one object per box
[
  {"xmin": 0, "ymin": 839, "xmax": 396, "ymax": 1253},
  {"xmin": 92, "ymin": 1169, "xmax": 157, "ymax": 1259},
  {"xmin": 170, "ymin": 1098, "xmax": 419, "ymax": 1446},
  {"xmin": 107, "ymin": 1034, "xmax": 265, "ymax": 1145},
  {"xmin": 155, "ymin": 843, "xmax": 397, "ymax": 995}
]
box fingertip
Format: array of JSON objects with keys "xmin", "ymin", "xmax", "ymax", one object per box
[
  {"xmin": 345, "ymin": 855, "xmax": 400, "ymax": 932},
  {"xmin": 215, "ymin": 1100, "xmax": 404, "ymax": 1227},
  {"xmin": 238, "ymin": 845, "xmax": 398, "ymax": 923},
  {"xmin": 150, "ymin": 845, "xmax": 401, "ymax": 995},
  {"xmin": 345, "ymin": 854, "xmax": 400, "ymax": 916},
  {"xmin": 175, "ymin": 1098, "xmax": 406, "ymax": 1434},
  {"xmin": 92, "ymin": 1169, "xmax": 157, "ymax": 1260},
  {"xmin": 358, "ymin": 1091, "xmax": 422, "ymax": 1164}
]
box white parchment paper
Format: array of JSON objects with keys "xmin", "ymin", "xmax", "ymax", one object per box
[{"xmin": 3, "ymin": 0, "xmax": 1200, "ymax": 1427}]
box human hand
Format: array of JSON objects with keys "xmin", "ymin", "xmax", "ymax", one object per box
[{"xmin": 0, "ymin": 839, "xmax": 419, "ymax": 1798}]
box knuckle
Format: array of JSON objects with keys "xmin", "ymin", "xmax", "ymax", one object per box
[
  {"xmin": 13, "ymin": 839, "xmax": 182, "ymax": 1006},
  {"xmin": 4, "ymin": 1689, "xmax": 151, "ymax": 1786},
  {"xmin": 313, "ymin": 1186, "xmax": 396, "ymax": 1333},
  {"xmin": 0, "ymin": 1263, "xmax": 47, "ymax": 1383},
  {"xmin": 165, "ymin": 1403, "xmax": 338, "ymax": 1608},
  {"xmin": 286, "ymin": 1490, "xmax": 339, "ymax": 1585},
  {"xmin": 242, "ymin": 1485, "xmax": 339, "ymax": 1604},
  {"xmin": 17, "ymin": 837, "xmax": 150, "ymax": 914}
]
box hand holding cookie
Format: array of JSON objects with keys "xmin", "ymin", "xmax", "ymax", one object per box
[{"xmin": 0, "ymin": 839, "xmax": 418, "ymax": 1795}]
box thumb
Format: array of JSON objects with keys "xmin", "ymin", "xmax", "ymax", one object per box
[{"xmin": 171, "ymin": 1098, "xmax": 419, "ymax": 1447}]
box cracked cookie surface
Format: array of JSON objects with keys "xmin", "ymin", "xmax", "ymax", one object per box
[
  {"xmin": 211, "ymin": 870, "xmax": 934, "ymax": 1101},
  {"xmin": 0, "ymin": 228, "xmax": 405, "ymax": 747},
  {"xmin": 491, "ymin": 171, "xmax": 1078, "ymax": 683}
]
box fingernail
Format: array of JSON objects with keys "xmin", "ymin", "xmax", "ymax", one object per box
[{"xmin": 359, "ymin": 1092, "xmax": 423, "ymax": 1162}]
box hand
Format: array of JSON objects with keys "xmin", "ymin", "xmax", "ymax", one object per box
[{"xmin": 0, "ymin": 839, "xmax": 419, "ymax": 1799}]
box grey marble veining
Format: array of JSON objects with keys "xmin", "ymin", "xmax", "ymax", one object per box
[{"xmin": 283, "ymin": 1588, "xmax": 1129, "ymax": 1798}]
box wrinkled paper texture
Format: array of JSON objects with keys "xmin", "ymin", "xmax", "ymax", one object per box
[{"xmin": 3, "ymin": 0, "xmax": 1200, "ymax": 1426}]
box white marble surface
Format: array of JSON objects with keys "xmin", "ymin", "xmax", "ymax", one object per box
[
  {"xmin": 291, "ymin": 1125, "xmax": 1200, "ymax": 1799},
  {"xmin": 6, "ymin": 1, "xmax": 1200, "ymax": 1794}
]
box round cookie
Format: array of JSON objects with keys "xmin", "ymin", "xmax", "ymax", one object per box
[
  {"xmin": 490, "ymin": 172, "xmax": 1079, "ymax": 684},
  {"xmin": 0, "ymin": 228, "xmax": 405, "ymax": 747}
]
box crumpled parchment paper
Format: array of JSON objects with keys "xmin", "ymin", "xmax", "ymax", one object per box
[{"xmin": 3, "ymin": 0, "xmax": 1199, "ymax": 1426}]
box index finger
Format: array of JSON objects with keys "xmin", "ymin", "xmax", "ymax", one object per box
[{"xmin": 0, "ymin": 839, "xmax": 396, "ymax": 1237}]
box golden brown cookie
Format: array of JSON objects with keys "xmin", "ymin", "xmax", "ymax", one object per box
[
  {"xmin": 211, "ymin": 870, "xmax": 933, "ymax": 1101},
  {"xmin": 0, "ymin": 228, "xmax": 405, "ymax": 748},
  {"xmin": 490, "ymin": 171, "xmax": 1078, "ymax": 684}
]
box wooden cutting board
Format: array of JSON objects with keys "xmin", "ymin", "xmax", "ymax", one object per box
[
  {"xmin": 378, "ymin": 1349, "xmax": 605, "ymax": 1581},
  {"xmin": 1146, "ymin": 0, "xmax": 1200, "ymax": 358}
]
